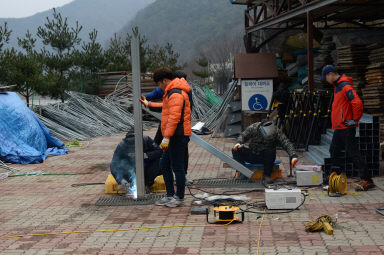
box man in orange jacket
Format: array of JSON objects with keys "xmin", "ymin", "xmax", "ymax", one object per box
[
  {"xmin": 146, "ymin": 67, "xmax": 192, "ymax": 207},
  {"xmin": 321, "ymin": 65, "xmax": 374, "ymax": 191}
]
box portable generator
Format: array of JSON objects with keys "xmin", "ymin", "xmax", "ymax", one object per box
[{"xmin": 265, "ymin": 188, "xmax": 302, "ymax": 209}]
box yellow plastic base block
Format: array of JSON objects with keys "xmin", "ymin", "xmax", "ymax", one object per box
[
  {"xmin": 150, "ymin": 175, "xmax": 166, "ymax": 193},
  {"xmin": 105, "ymin": 174, "xmax": 123, "ymax": 194},
  {"xmin": 248, "ymin": 167, "xmax": 283, "ymax": 180}
]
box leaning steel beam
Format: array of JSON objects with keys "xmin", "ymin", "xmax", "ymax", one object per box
[
  {"xmin": 143, "ymin": 108, "xmax": 254, "ymax": 178},
  {"xmin": 246, "ymin": 0, "xmax": 339, "ymax": 33},
  {"xmin": 132, "ymin": 29, "xmax": 145, "ymax": 199}
]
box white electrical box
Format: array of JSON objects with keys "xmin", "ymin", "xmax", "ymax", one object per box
[
  {"xmin": 296, "ymin": 170, "xmax": 323, "ymax": 186},
  {"xmin": 265, "ymin": 189, "xmax": 302, "ymax": 209}
]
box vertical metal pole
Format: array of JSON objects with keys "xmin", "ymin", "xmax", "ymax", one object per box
[
  {"xmin": 307, "ymin": 11, "xmax": 314, "ymax": 91},
  {"xmin": 131, "ymin": 28, "xmax": 145, "ymax": 199}
]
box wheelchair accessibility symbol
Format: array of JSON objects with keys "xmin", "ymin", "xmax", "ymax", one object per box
[{"xmin": 248, "ymin": 94, "xmax": 268, "ymax": 110}]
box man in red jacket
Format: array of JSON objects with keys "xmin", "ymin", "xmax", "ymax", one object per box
[{"xmin": 321, "ymin": 65, "xmax": 374, "ymax": 191}]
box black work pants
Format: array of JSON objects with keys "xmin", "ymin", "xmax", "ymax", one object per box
[
  {"xmin": 155, "ymin": 123, "xmax": 189, "ymax": 175},
  {"xmin": 161, "ymin": 136, "xmax": 189, "ymax": 199},
  {"xmin": 232, "ymin": 147, "xmax": 276, "ymax": 177},
  {"xmin": 329, "ymin": 128, "xmax": 370, "ymax": 179}
]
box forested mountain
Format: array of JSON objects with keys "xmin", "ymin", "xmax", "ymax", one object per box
[
  {"xmin": 0, "ymin": 0, "xmax": 154, "ymax": 49},
  {"xmin": 122, "ymin": 0, "xmax": 245, "ymax": 61}
]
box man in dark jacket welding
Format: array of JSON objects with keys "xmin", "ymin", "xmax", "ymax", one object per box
[
  {"xmin": 110, "ymin": 132, "xmax": 162, "ymax": 193},
  {"xmin": 232, "ymin": 119, "xmax": 298, "ymax": 184},
  {"xmin": 321, "ymin": 65, "xmax": 374, "ymax": 191}
]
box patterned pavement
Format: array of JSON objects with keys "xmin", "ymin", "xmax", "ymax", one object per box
[{"xmin": 0, "ymin": 128, "xmax": 383, "ymax": 255}]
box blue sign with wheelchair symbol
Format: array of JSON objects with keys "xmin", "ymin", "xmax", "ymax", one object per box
[{"xmin": 248, "ymin": 94, "xmax": 268, "ymax": 110}]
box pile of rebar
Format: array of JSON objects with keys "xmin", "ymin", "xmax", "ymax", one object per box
[
  {"xmin": 34, "ymin": 91, "xmax": 146, "ymax": 141},
  {"xmin": 189, "ymin": 82, "xmax": 219, "ymax": 120},
  {"xmin": 200, "ymin": 80, "xmax": 238, "ymax": 133},
  {"xmin": 33, "ymin": 79, "xmax": 237, "ymax": 141}
]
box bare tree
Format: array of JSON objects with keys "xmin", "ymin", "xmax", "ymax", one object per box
[{"xmin": 204, "ymin": 32, "xmax": 245, "ymax": 95}]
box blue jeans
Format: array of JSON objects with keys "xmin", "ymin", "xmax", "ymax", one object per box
[{"xmin": 161, "ymin": 136, "xmax": 189, "ymax": 199}]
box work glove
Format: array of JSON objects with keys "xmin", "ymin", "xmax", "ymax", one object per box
[
  {"xmin": 139, "ymin": 96, "xmax": 149, "ymax": 108},
  {"xmin": 344, "ymin": 120, "xmax": 357, "ymax": 127},
  {"xmin": 291, "ymin": 156, "xmax": 299, "ymax": 169},
  {"xmin": 160, "ymin": 137, "xmax": 170, "ymax": 151},
  {"xmin": 233, "ymin": 143, "xmax": 244, "ymax": 151},
  {"xmin": 120, "ymin": 179, "xmax": 129, "ymax": 192}
]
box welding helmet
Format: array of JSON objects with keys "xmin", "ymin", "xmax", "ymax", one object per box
[{"xmin": 258, "ymin": 120, "xmax": 277, "ymax": 141}]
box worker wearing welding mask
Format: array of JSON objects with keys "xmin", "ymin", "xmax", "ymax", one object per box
[
  {"xmin": 232, "ymin": 119, "xmax": 298, "ymax": 184},
  {"xmin": 110, "ymin": 132, "xmax": 163, "ymax": 193}
]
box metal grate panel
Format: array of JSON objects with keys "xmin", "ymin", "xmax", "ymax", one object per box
[
  {"xmin": 95, "ymin": 194, "xmax": 165, "ymax": 206},
  {"xmin": 194, "ymin": 179, "xmax": 264, "ymax": 189}
]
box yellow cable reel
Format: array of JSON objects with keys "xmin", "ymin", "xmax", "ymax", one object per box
[
  {"xmin": 328, "ymin": 172, "xmax": 347, "ymax": 196},
  {"xmin": 206, "ymin": 206, "xmax": 244, "ymax": 224}
]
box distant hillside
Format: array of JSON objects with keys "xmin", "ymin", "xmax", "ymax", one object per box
[
  {"xmin": 1, "ymin": 0, "xmax": 154, "ymax": 49},
  {"xmin": 122, "ymin": 0, "xmax": 245, "ymax": 61}
]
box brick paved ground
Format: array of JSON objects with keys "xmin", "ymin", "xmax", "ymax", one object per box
[{"xmin": 0, "ymin": 128, "xmax": 383, "ymax": 255}]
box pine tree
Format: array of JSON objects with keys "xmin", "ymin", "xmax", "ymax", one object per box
[
  {"xmin": 70, "ymin": 29, "xmax": 105, "ymax": 94},
  {"xmin": 0, "ymin": 22, "xmax": 12, "ymax": 84},
  {"xmin": 6, "ymin": 31, "xmax": 45, "ymax": 106},
  {"xmin": 37, "ymin": 8, "xmax": 82, "ymax": 102},
  {"xmin": 192, "ymin": 54, "xmax": 211, "ymax": 85}
]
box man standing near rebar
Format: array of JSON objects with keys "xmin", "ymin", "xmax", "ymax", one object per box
[
  {"xmin": 321, "ymin": 65, "xmax": 374, "ymax": 191},
  {"xmin": 144, "ymin": 67, "xmax": 191, "ymax": 207},
  {"xmin": 140, "ymin": 71, "xmax": 193, "ymax": 185}
]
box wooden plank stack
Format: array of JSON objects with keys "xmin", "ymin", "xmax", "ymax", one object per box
[
  {"xmin": 336, "ymin": 45, "xmax": 369, "ymax": 100},
  {"xmin": 363, "ymin": 44, "xmax": 384, "ymax": 140},
  {"xmin": 314, "ymin": 36, "xmax": 335, "ymax": 89}
]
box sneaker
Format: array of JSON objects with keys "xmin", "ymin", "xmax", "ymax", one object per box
[
  {"xmin": 155, "ymin": 196, "xmax": 173, "ymax": 206},
  {"xmin": 263, "ymin": 176, "xmax": 274, "ymax": 185},
  {"xmin": 165, "ymin": 196, "xmax": 184, "ymax": 208},
  {"xmin": 185, "ymin": 175, "xmax": 193, "ymax": 185},
  {"xmin": 355, "ymin": 179, "xmax": 375, "ymax": 192}
]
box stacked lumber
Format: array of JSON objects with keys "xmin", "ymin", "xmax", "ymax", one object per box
[
  {"xmin": 336, "ymin": 45, "xmax": 369, "ymax": 99},
  {"xmin": 363, "ymin": 44, "xmax": 384, "ymax": 139},
  {"xmin": 314, "ymin": 36, "xmax": 336, "ymax": 88}
]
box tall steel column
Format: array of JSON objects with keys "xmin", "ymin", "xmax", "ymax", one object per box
[
  {"xmin": 307, "ymin": 11, "xmax": 314, "ymax": 91},
  {"xmin": 131, "ymin": 28, "xmax": 145, "ymax": 199}
]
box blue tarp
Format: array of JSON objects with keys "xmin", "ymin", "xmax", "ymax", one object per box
[{"xmin": 0, "ymin": 92, "xmax": 68, "ymax": 164}]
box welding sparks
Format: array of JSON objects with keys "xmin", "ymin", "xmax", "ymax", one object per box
[{"xmin": 127, "ymin": 177, "xmax": 137, "ymax": 199}]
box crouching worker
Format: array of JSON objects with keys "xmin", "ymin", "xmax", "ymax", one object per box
[
  {"xmin": 232, "ymin": 119, "xmax": 298, "ymax": 184},
  {"xmin": 110, "ymin": 132, "xmax": 163, "ymax": 194}
]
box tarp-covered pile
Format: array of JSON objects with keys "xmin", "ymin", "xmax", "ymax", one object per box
[{"xmin": 0, "ymin": 92, "xmax": 68, "ymax": 164}]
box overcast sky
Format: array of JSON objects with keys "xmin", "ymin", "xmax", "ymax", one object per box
[{"xmin": 0, "ymin": 0, "xmax": 74, "ymax": 18}]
